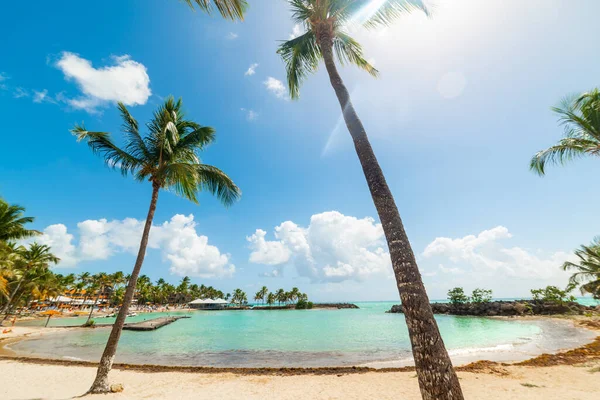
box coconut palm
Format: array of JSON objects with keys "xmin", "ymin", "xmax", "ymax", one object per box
[
  {"xmin": 531, "ymin": 89, "xmax": 600, "ymax": 175},
  {"xmin": 258, "ymin": 285, "xmax": 268, "ymax": 304},
  {"xmin": 275, "ymin": 288, "xmax": 286, "ymax": 306},
  {"xmin": 562, "ymin": 237, "xmax": 600, "ymax": 299},
  {"xmin": 276, "ymin": 1, "xmax": 463, "ymax": 397},
  {"xmin": 0, "ymin": 198, "xmax": 40, "ymax": 242},
  {"xmin": 182, "ymin": 0, "xmax": 247, "ymax": 20},
  {"xmin": 266, "ymin": 292, "xmax": 275, "ymax": 306},
  {"xmin": 73, "ymin": 97, "xmax": 241, "ymax": 394},
  {"xmin": 231, "ymin": 288, "xmax": 247, "ymax": 306},
  {"xmin": 0, "ymin": 243, "xmax": 59, "ymax": 317},
  {"xmin": 86, "ymin": 273, "xmax": 112, "ymax": 324}
]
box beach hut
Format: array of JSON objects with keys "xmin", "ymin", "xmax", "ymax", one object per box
[{"xmin": 188, "ymin": 298, "xmax": 228, "ymax": 310}]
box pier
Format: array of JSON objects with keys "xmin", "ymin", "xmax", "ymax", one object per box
[{"xmin": 123, "ymin": 316, "xmax": 190, "ymax": 331}]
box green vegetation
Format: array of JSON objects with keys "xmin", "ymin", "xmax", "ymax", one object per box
[
  {"xmin": 561, "ymin": 237, "xmax": 600, "ymax": 299},
  {"xmin": 530, "ymin": 89, "xmax": 600, "ymax": 176},
  {"xmin": 470, "ymin": 288, "xmax": 493, "ymax": 304},
  {"xmin": 530, "ymin": 285, "xmax": 576, "ymax": 304},
  {"xmin": 447, "ymin": 287, "xmax": 469, "ymax": 305},
  {"xmin": 181, "ymin": 0, "xmax": 247, "ymax": 20},
  {"xmin": 295, "ymin": 299, "xmax": 313, "ymax": 310}
]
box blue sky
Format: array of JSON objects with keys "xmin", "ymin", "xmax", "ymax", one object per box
[{"xmin": 1, "ymin": 0, "xmax": 600, "ymax": 301}]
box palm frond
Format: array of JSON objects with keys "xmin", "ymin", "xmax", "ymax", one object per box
[
  {"xmin": 182, "ymin": 0, "xmax": 248, "ymax": 21},
  {"xmin": 161, "ymin": 163, "xmax": 201, "ymax": 203},
  {"xmin": 195, "ymin": 164, "xmax": 241, "ymax": 207},
  {"xmin": 277, "ymin": 30, "xmax": 321, "ymax": 100},
  {"xmin": 117, "ymin": 102, "xmax": 152, "ymax": 161},
  {"xmin": 529, "ymin": 137, "xmax": 598, "ymax": 176},
  {"xmin": 333, "ymin": 0, "xmax": 429, "ymax": 29},
  {"xmin": 289, "ymin": 0, "xmax": 313, "ymax": 23},
  {"xmin": 72, "ymin": 124, "xmax": 143, "ymax": 177},
  {"xmin": 333, "ymin": 32, "xmax": 379, "ymax": 77}
]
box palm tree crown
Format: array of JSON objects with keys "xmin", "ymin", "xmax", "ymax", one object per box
[
  {"xmin": 72, "ymin": 97, "xmax": 241, "ymax": 205},
  {"xmin": 562, "ymin": 237, "xmax": 600, "ymax": 299},
  {"xmin": 182, "ymin": 0, "xmax": 247, "ymax": 20},
  {"xmin": 0, "ymin": 198, "xmax": 41, "ymax": 242},
  {"xmin": 277, "ymin": 0, "xmax": 428, "ymax": 99},
  {"xmin": 531, "ymin": 89, "xmax": 600, "ymax": 175}
]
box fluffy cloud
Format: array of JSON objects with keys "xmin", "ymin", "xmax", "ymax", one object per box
[
  {"xmin": 55, "ymin": 52, "xmax": 151, "ymax": 113},
  {"xmin": 244, "ymin": 63, "xmax": 258, "ymax": 76},
  {"xmin": 422, "ymin": 226, "xmax": 573, "ymax": 291},
  {"xmin": 37, "ymin": 214, "xmax": 234, "ymax": 278},
  {"xmin": 247, "ymin": 211, "xmax": 391, "ymax": 282},
  {"xmin": 263, "ymin": 77, "xmax": 287, "ymax": 99}
]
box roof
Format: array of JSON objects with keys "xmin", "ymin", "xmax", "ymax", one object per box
[
  {"xmin": 189, "ymin": 298, "xmax": 228, "ymax": 305},
  {"xmin": 49, "ymin": 296, "xmax": 73, "ymax": 302}
]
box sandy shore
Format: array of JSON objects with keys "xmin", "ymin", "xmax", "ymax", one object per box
[
  {"xmin": 1, "ymin": 359, "xmax": 600, "ymax": 399},
  {"xmin": 2, "ymin": 317, "xmax": 599, "ymax": 399}
]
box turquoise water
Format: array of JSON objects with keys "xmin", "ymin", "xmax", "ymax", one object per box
[{"xmin": 11, "ymin": 301, "xmax": 595, "ymax": 367}]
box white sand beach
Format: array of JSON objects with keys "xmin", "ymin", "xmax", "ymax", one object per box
[{"xmin": 1, "ymin": 359, "xmax": 600, "ymax": 400}]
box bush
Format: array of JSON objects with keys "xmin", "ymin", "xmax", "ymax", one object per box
[
  {"xmin": 530, "ymin": 285, "xmax": 576, "ymax": 304},
  {"xmin": 296, "ymin": 299, "xmax": 314, "ymax": 309},
  {"xmin": 447, "ymin": 287, "xmax": 469, "ymax": 305},
  {"xmin": 471, "ymin": 288, "xmax": 493, "ymax": 303}
]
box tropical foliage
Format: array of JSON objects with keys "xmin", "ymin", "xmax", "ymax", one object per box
[
  {"xmin": 182, "ymin": 0, "xmax": 247, "ymax": 20},
  {"xmin": 530, "ymin": 285, "xmax": 576, "ymax": 304},
  {"xmin": 562, "ymin": 237, "xmax": 600, "ymax": 299},
  {"xmin": 531, "ymin": 89, "xmax": 600, "ymax": 175},
  {"xmin": 447, "ymin": 287, "xmax": 469, "ymax": 305},
  {"xmin": 0, "ymin": 198, "xmax": 40, "ymax": 242},
  {"xmin": 470, "ymin": 288, "xmax": 493, "ymax": 304}
]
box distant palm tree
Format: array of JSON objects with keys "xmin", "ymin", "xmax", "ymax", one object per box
[
  {"xmin": 1, "ymin": 243, "xmax": 59, "ymax": 316},
  {"xmin": 0, "ymin": 198, "xmax": 40, "ymax": 242},
  {"xmin": 73, "ymin": 97, "xmax": 240, "ymax": 394},
  {"xmin": 86, "ymin": 273, "xmax": 111, "ymax": 324},
  {"xmin": 231, "ymin": 288, "xmax": 247, "ymax": 306},
  {"xmin": 266, "ymin": 292, "xmax": 276, "ymax": 306},
  {"xmin": 275, "ymin": 288, "xmax": 286, "ymax": 306},
  {"xmin": 182, "ymin": 0, "xmax": 247, "ymax": 20},
  {"xmin": 562, "ymin": 237, "xmax": 600, "ymax": 299},
  {"xmin": 276, "ymin": 2, "xmax": 463, "ymax": 398},
  {"xmin": 258, "ymin": 285, "xmax": 268, "ymax": 304},
  {"xmin": 531, "ymin": 89, "xmax": 600, "ymax": 175}
]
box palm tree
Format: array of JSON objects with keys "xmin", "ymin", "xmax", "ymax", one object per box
[
  {"xmin": 562, "ymin": 237, "xmax": 600, "ymax": 299},
  {"xmin": 231, "ymin": 288, "xmax": 247, "ymax": 306},
  {"xmin": 182, "ymin": 0, "xmax": 247, "ymax": 20},
  {"xmin": 266, "ymin": 292, "xmax": 276, "ymax": 306},
  {"xmin": 73, "ymin": 97, "xmax": 241, "ymax": 394},
  {"xmin": 0, "ymin": 198, "xmax": 40, "ymax": 242},
  {"xmin": 276, "ymin": 2, "xmax": 463, "ymax": 398},
  {"xmin": 258, "ymin": 285, "xmax": 268, "ymax": 304},
  {"xmin": 0, "ymin": 243, "xmax": 59, "ymax": 317},
  {"xmin": 254, "ymin": 291, "xmax": 262, "ymax": 305},
  {"xmin": 86, "ymin": 273, "xmax": 111, "ymax": 324},
  {"xmin": 531, "ymin": 89, "xmax": 600, "ymax": 175},
  {"xmin": 275, "ymin": 288, "xmax": 286, "ymax": 306}
]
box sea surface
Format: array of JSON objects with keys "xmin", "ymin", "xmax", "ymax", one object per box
[{"xmin": 10, "ymin": 300, "xmax": 599, "ymax": 367}]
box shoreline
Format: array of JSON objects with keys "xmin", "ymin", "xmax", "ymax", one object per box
[{"xmin": 2, "ymin": 315, "xmax": 598, "ymax": 373}]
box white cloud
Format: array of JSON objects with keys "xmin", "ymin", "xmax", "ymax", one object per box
[
  {"xmin": 0, "ymin": 72, "xmax": 7, "ymax": 90},
  {"xmin": 32, "ymin": 89, "xmax": 51, "ymax": 103},
  {"xmin": 55, "ymin": 52, "xmax": 151, "ymax": 113},
  {"xmin": 13, "ymin": 87, "xmax": 28, "ymax": 98},
  {"xmin": 226, "ymin": 32, "xmax": 238, "ymax": 40},
  {"xmin": 244, "ymin": 63, "xmax": 258, "ymax": 76},
  {"xmin": 289, "ymin": 24, "xmax": 303, "ymax": 40},
  {"xmin": 248, "ymin": 211, "xmax": 391, "ymax": 282},
  {"xmin": 240, "ymin": 108, "xmax": 258, "ymax": 121},
  {"xmin": 421, "ymin": 226, "xmax": 573, "ymax": 295},
  {"xmin": 263, "ymin": 77, "xmax": 287, "ymax": 99},
  {"xmin": 37, "ymin": 214, "xmax": 234, "ymax": 278}
]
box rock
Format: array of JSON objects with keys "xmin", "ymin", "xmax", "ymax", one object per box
[{"xmin": 110, "ymin": 384, "xmax": 124, "ymax": 393}]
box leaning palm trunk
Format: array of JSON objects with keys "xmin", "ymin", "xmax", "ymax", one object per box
[
  {"xmin": 86, "ymin": 290, "xmax": 102, "ymax": 324},
  {"xmin": 318, "ymin": 33, "xmax": 463, "ymax": 400},
  {"xmin": 88, "ymin": 183, "xmax": 159, "ymax": 394}
]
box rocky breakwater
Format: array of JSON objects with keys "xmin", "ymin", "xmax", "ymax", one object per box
[{"xmin": 387, "ymin": 300, "xmax": 598, "ymax": 316}]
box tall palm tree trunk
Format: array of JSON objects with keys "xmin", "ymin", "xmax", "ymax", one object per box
[
  {"xmin": 318, "ymin": 34, "xmax": 464, "ymax": 400},
  {"xmin": 88, "ymin": 183, "xmax": 160, "ymax": 394}
]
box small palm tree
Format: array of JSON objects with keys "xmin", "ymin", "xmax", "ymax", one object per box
[
  {"xmin": 266, "ymin": 292, "xmax": 275, "ymax": 306},
  {"xmin": 276, "ymin": 2, "xmax": 462, "ymax": 397},
  {"xmin": 182, "ymin": 0, "xmax": 247, "ymax": 20},
  {"xmin": 86, "ymin": 273, "xmax": 112, "ymax": 324},
  {"xmin": 258, "ymin": 285, "xmax": 268, "ymax": 304},
  {"xmin": 562, "ymin": 237, "xmax": 600, "ymax": 299},
  {"xmin": 531, "ymin": 89, "xmax": 600, "ymax": 175},
  {"xmin": 0, "ymin": 198, "xmax": 40, "ymax": 242},
  {"xmin": 73, "ymin": 97, "xmax": 240, "ymax": 394}
]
